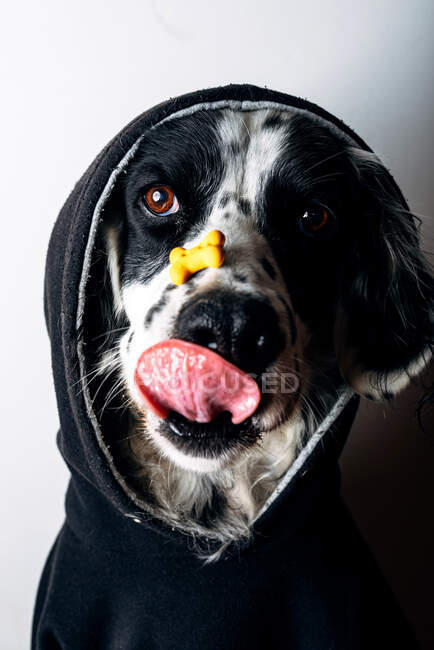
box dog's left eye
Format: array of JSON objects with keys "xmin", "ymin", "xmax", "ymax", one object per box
[
  {"xmin": 297, "ymin": 206, "xmax": 335, "ymax": 238},
  {"xmin": 142, "ymin": 185, "xmax": 179, "ymax": 216}
]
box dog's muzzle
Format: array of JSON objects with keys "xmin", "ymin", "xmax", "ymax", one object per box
[{"xmin": 133, "ymin": 289, "xmax": 287, "ymax": 456}]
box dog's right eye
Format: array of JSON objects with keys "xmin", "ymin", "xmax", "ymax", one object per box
[{"xmin": 141, "ymin": 185, "xmax": 179, "ymax": 216}]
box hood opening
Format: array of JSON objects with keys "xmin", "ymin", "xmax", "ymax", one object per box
[{"xmin": 75, "ymin": 94, "xmax": 359, "ymax": 541}]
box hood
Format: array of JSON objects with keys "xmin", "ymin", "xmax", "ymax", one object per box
[{"xmin": 44, "ymin": 83, "xmax": 408, "ymax": 544}]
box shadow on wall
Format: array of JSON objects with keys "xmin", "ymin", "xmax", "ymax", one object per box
[{"xmin": 340, "ymin": 365, "xmax": 434, "ymax": 650}]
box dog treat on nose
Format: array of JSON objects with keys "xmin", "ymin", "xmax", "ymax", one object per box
[
  {"xmin": 134, "ymin": 339, "xmax": 261, "ymax": 424},
  {"xmin": 169, "ymin": 230, "xmax": 225, "ymax": 286}
]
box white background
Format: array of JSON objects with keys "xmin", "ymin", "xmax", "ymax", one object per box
[{"xmin": 0, "ymin": 1, "xmax": 433, "ymax": 648}]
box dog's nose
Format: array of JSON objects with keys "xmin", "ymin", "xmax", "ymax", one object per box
[{"xmin": 174, "ymin": 290, "xmax": 285, "ymax": 375}]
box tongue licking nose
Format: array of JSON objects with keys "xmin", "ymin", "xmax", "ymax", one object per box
[{"xmin": 134, "ymin": 339, "xmax": 261, "ymax": 425}]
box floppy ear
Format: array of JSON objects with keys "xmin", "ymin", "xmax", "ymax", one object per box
[{"xmin": 335, "ymin": 147, "xmax": 433, "ymax": 400}]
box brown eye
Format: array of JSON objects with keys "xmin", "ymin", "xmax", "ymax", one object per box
[
  {"xmin": 298, "ymin": 206, "xmax": 334, "ymax": 237},
  {"xmin": 143, "ymin": 185, "xmax": 179, "ymax": 216}
]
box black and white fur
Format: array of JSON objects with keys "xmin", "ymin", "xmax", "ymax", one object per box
[{"xmin": 88, "ymin": 107, "xmax": 432, "ymax": 560}]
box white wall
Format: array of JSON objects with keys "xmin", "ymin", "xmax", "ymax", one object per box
[{"xmin": 1, "ymin": 1, "xmax": 432, "ymax": 648}]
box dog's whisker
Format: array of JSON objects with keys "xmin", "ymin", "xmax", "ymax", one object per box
[
  {"xmin": 90, "ymin": 326, "xmax": 129, "ymax": 342},
  {"xmin": 98, "ymin": 377, "xmax": 128, "ymax": 418},
  {"xmin": 73, "ymin": 355, "xmax": 120, "ymax": 391}
]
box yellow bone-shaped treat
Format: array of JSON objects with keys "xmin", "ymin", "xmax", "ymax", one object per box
[{"xmin": 169, "ymin": 230, "xmax": 226, "ymax": 286}]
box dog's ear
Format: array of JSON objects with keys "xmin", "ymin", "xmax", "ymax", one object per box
[{"xmin": 334, "ymin": 147, "xmax": 433, "ymax": 400}]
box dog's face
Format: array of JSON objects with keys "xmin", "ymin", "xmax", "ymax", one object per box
[{"xmin": 104, "ymin": 108, "xmax": 432, "ymax": 473}]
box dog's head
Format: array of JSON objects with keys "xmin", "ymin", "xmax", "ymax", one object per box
[{"xmin": 102, "ymin": 107, "xmax": 432, "ymax": 473}]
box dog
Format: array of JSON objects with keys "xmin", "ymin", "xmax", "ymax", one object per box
[
  {"xmin": 33, "ymin": 86, "xmax": 434, "ymax": 648},
  {"xmin": 86, "ymin": 106, "xmax": 433, "ymax": 562}
]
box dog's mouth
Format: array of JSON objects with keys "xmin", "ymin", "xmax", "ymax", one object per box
[
  {"xmin": 133, "ymin": 338, "xmax": 298, "ymax": 459},
  {"xmin": 133, "ymin": 338, "xmax": 264, "ymax": 457}
]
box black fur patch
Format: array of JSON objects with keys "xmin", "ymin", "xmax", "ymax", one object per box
[
  {"xmin": 227, "ymin": 140, "xmax": 241, "ymax": 158},
  {"xmin": 237, "ymin": 198, "xmax": 251, "ymax": 217},
  {"xmin": 262, "ymin": 114, "xmax": 284, "ymax": 130},
  {"xmin": 260, "ymin": 256, "xmax": 277, "ymax": 280},
  {"xmin": 144, "ymin": 294, "xmax": 169, "ymax": 327},
  {"xmin": 120, "ymin": 110, "xmax": 225, "ymax": 287},
  {"xmin": 219, "ymin": 193, "xmax": 231, "ymax": 209}
]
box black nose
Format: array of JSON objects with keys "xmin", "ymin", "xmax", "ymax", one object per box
[{"xmin": 174, "ymin": 290, "xmax": 285, "ymax": 375}]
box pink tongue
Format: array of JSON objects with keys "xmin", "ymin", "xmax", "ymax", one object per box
[{"xmin": 134, "ymin": 339, "xmax": 261, "ymax": 425}]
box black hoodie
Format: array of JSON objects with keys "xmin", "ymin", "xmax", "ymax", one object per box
[{"xmin": 32, "ymin": 84, "xmax": 420, "ymax": 649}]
